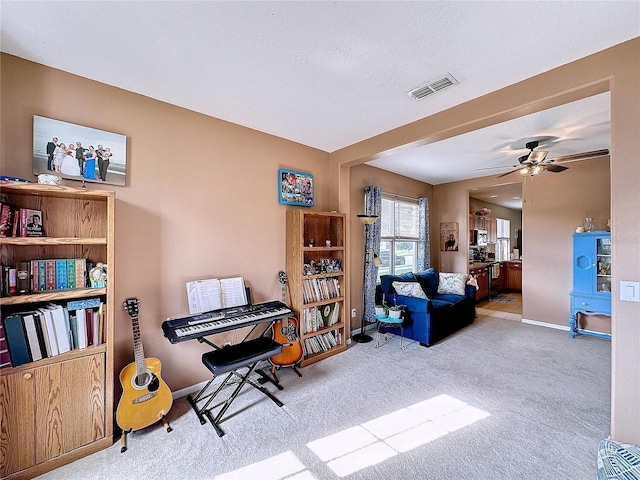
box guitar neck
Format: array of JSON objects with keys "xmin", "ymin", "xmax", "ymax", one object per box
[{"xmin": 131, "ymin": 316, "xmax": 147, "ymax": 377}]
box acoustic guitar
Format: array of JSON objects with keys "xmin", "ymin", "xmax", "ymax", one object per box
[
  {"xmin": 117, "ymin": 298, "xmax": 173, "ymax": 440},
  {"xmin": 269, "ymin": 271, "xmax": 303, "ymax": 367}
]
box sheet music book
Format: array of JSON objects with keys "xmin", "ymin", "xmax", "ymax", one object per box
[{"xmin": 186, "ymin": 276, "xmax": 248, "ymax": 314}]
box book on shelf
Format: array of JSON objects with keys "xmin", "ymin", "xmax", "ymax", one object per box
[
  {"xmin": 47, "ymin": 304, "xmax": 71, "ymax": 354},
  {"xmin": 23, "ymin": 208, "xmax": 43, "ymax": 237},
  {"xmin": 31, "ymin": 260, "xmax": 39, "ymax": 293},
  {"xmin": 36, "ymin": 309, "xmax": 54, "ymax": 357},
  {"xmin": 4, "ymin": 314, "xmax": 31, "ymax": 367},
  {"xmin": 186, "ymin": 276, "xmax": 247, "ymax": 314},
  {"xmin": 22, "ymin": 312, "xmax": 43, "ymax": 362},
  {"xmin": 0, "ymin": 203, "xmax": 14, "ymax": 237},
  {"xmin": 8, "ymin": 267, "xmax": 16, "ymax": 296},
  {"xmin": 37, "ymin": 260, "xmax": 46, "ymax": 292},
  {"xmin": 45, "ymin": 260, "xmax": 56, "ymax": 290},
  {"xmin": 37, "ymin": 308, "xmax": 57, "ymax": 357},
  {"xmin": 317, "ymin": 301, "xmax": 340, "ymax": 328},
  {"xmin": 75, "ymin": 258, "xmax": 87, "ymax": 288},
  {"xmin": 55, "ymin": 260, "xmax": 67, "ymax": 290},
  {"xmin": 12, "ymin": 209, "xmax": 20, "ymax": 237},
  {"xmin": 66, "ymin": 259, "xmax": 76, "ymax": 289},
  {"xmin": 16, "ymin": 261, "xmax": 30, "ymax": 295},
  {"xmin": 0, "ymin": 318, "xmax": 12, "ymax": 368}
]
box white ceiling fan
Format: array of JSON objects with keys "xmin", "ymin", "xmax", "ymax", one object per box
[{"xmin": 477, "ymin": 140, "xmax": 609, "ymax": 178}]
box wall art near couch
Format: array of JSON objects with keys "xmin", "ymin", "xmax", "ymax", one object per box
[
  {"xmin": 440, "ymin": 222, "xmax": 459, "ymax": 251},
  {"xmin": 279, "ymin": 168, "xmax": 314, "ymax": 206},
  {"xmin": 33, "ymin": 115, "xmax": 127, "ymax": 187}
]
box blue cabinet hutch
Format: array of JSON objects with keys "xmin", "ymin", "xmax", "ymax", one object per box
[{"xmin": 569, "ymin": 230, "xmax": 611, "ymax": 339}]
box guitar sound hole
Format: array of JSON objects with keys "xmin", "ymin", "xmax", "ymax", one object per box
[{"xmin": 134, "ymin": 372, "xmax": 151, "ymax": 388}]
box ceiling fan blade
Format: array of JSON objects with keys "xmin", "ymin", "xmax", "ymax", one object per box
[
  {"xmin": 527, "ymin": 150, "xmax": 548, "ymax": 163},
  {"xmin": 474, "ymin": 164, "xmax": 519, "ymax": 172},
  {"xmin": 495, "ymin": 167, "xmax": 524, "ymax": 178},
  {"xmin": 546, "ymin": 164, "xmax": 569, "ymax": 173},
  {"xmin": 547, "ymin": 149, "xmax": 609, "ymax": 164}
]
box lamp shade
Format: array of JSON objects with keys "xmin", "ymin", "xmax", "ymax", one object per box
[{"xmin": 357, "ymin": 214, "xmax": 378, "ymax": 225}]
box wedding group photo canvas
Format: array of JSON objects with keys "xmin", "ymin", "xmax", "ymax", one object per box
[{"xmin": 32, "ymin": 115, "xmax": 127, "ymax": 186}]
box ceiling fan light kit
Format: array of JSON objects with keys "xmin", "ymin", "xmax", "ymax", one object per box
[{"xmin": 494, "ymin": 139, "xmax": 609, "ymax": 179}]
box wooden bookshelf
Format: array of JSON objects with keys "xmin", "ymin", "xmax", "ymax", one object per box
[
  {"xmin": 286, "ymin": 210, "xmax": 348, "ymax": 367},
  {"xmin": 0, "ymin": 182, "xmax": 115, "ymax": 480}
]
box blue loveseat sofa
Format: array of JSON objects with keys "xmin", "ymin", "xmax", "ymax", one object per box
[{"xmin": 376, "ymin": 268, "xmax": 476, "ymax": 347}]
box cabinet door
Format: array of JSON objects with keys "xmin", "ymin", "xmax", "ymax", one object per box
[
  {"xmin": 573, "ymin": 235, "xmax": 596, "ymax": 293},
  {"xmin": 508, "ymin": 263, "xmax": 522, "ymax": 290},
  {"xmin": 487, "ymin": 219, "xmax": 497, "ymax": 243},
  {"xmin": 498, "ymin": 263, "xmax": 507, "ymax": 290},
  {"xmin": 35, "ymin": 354, "xmax": 105, "ymax": 463},
  {"xmin": 1, "ymin": 369, "xmax": 37, "ymax": 476}
]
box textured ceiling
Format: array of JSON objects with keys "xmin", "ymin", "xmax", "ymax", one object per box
[{"xmin": 1, "ymin": 1, "xmax": 638, "ymax": 185}]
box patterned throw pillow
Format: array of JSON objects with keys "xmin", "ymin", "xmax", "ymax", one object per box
[
  {"xmin": 392, "ymin": 281, "xmax": 428, "ymax": 299},
  {"xmin": 437, "ymin": 273, "xmax": 468, "ymax": 295}
]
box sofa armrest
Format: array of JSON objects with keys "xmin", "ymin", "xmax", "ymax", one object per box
[{"xmin": 465, "ymin": 284, "xmax": 477, "ymax": 301}]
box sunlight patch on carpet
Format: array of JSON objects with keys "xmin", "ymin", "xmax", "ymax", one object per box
[
  {"xmin": 214, "ymin": 394, "xmax": 490, "ymax": 479},
  {"xmin": 326, "ymin": 442, "xmax": 397, "ymax": 477},
  {"xmin": 308, "ymin": 393, "xmax": 490, "ymax": 477},
  {"xmin": 213, "ymin": 451, "xmax": 306, "ymax": 480}
]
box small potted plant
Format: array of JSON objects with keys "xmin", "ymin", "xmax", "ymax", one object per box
[
  {"xmin": 387, "ymin": 305, "xmax": 405, "ymax": 319},
  {"xmin": 375, "ymin": 303, "xmax": 388, "ymax": 317}
]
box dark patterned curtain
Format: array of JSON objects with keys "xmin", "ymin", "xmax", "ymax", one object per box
[
  {"xmin": 362, "ymin": 185, "xmax": 382, "ymax": 325},
  {"xmin": 417, "ymin": 197, "xmax": 431, "ymax": 271}
]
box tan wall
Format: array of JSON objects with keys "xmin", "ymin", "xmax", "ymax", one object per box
[
  {"xmin": 523, "ymin": 157, "xmax": 611, "ymax": 332},
  {"xmin": 348, "ymin": 164, "xmax": 433, "ymax": 332},
  {"xmin": 0, "ymin": 54, "xmax": 331, "ymax": 392},
  {"xmin": 333, "ymin": 38, "xmax": 640, "ymax": 443}
]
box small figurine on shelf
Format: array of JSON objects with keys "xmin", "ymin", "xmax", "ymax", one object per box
[
  {"xmin": 89, "ymin": 262, "xmax": 108, "ymax": 287},
  {"xmin": 325, "ymin": 240, "xmax": 331, "ymax": 247}
]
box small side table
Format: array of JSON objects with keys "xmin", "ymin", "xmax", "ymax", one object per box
[{"xmin": 375, "ymin": 315, "xmax": 406, "ymax": 349}]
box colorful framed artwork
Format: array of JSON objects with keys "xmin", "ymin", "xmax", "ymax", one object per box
[
  {"xmin": 440, "ymin": 222, "xmax": 459, "ymax": 251},
  {"xmin": 33, "ymin": 115, "xmax": 127, "ymax": 186},
  {"xmin": 278, "ymin": 168, "xmax": 314, "ymax": 206}
]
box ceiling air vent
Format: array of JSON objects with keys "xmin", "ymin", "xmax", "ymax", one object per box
[{"xmin": 407, "ymin": 73, "xmax": 459, "ymax": 100}]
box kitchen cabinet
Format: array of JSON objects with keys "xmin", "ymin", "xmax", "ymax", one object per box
[
  {"xmin": 498, "ymin": 262, "xmax": 508, "ymax": 290},
  {"xmin": 469, "ymin": 265, "xmax": 489, "ymax": 299},
  {"xmin": 469, "ymin": 215, "xmax": 496, "ymax": 243},
  {"xmin": 486, "ymin": 218, "xmax": 497, "ymax": 243},
  {"xmin": 568, "ymin": 231, "xmax": 611, "ymax": 339},
  {"xmin": 505, "ymin": 261, "xmax": 522, "ymax": 292}
]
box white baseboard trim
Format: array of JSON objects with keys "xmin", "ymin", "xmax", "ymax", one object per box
[
  {"xmin": 351, "ymin": 323, "xmax": 377, "ymax": 336},
  {"xmin": 521, "ymin": 318, "xmax": 570, "ymax": 331},
  {"xmin": 172, "ymin": 380, "xmax": 209, "ymax": 400}
]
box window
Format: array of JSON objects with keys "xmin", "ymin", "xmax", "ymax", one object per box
[
  {"xmin": 496, "ymin": 218, "xmax": 511, "ymax": 262},
  {"xmin": 377, "ymin": 196, "xmax": 419, "ymax": 282}
]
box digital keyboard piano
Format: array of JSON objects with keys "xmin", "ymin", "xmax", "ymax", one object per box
[{"xmin": 162, "ymin": 300, "xmax": 293, "ymax": 344}]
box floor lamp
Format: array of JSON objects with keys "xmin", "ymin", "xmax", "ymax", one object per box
[{"xmin": 353, "ymin": 214, "xmax": 382, "ymax": 343}]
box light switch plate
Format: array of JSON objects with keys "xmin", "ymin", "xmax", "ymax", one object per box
[{"xmin": 620, "ymin": 281, "xmax": 640, "ymax": 302}]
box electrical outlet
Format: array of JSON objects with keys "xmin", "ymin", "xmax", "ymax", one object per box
[{"xmin": 351, "ymin": 308, "xmax": 357, "ymax": 318}]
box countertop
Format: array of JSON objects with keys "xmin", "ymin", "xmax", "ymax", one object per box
[{"xmin": 469, "ymin": 260, "xmax": 522, "ymax": 268}]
